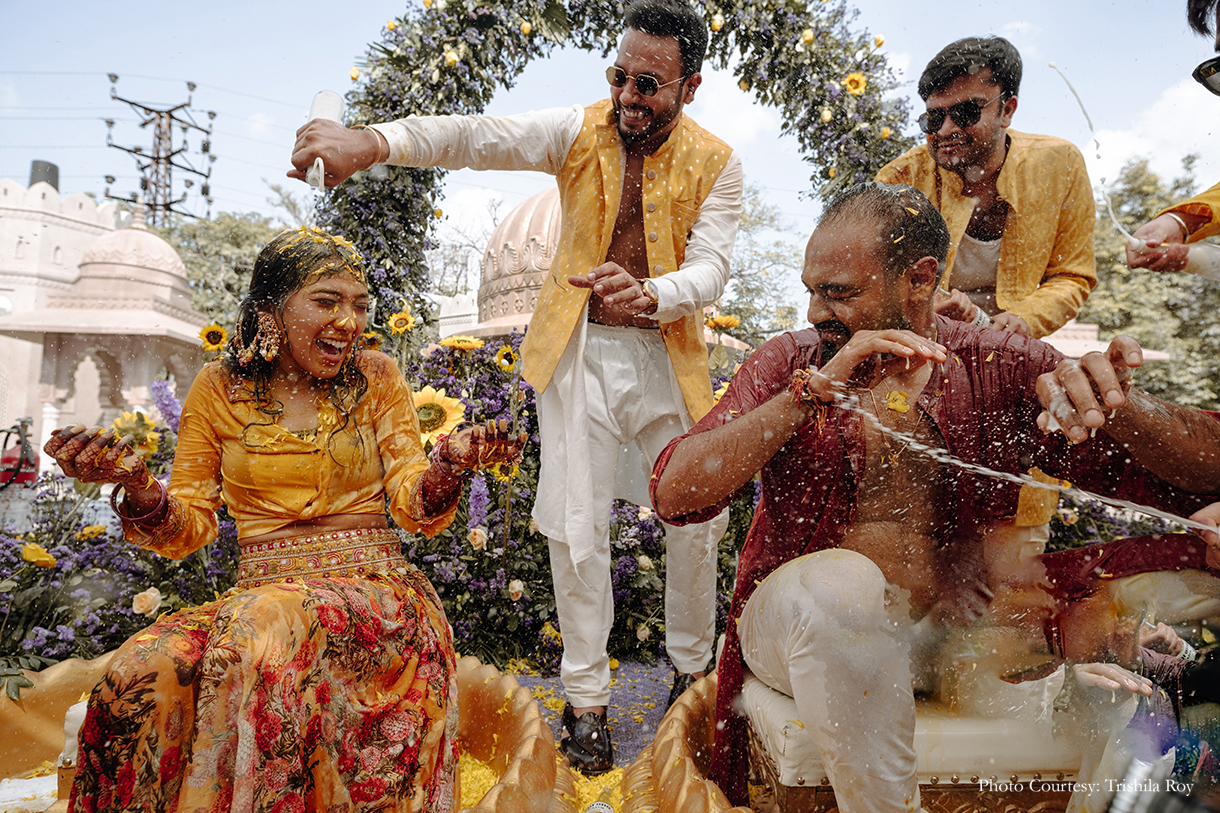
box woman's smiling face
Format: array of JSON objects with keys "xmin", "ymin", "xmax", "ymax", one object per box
[{"xmin": 274, "ymin": 271, "xmax": 368, "ymax": 380}]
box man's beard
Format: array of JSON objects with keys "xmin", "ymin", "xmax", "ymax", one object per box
[
  {"xmin": 815, "ymin": 319, "xmax": 851, "ymax": 362},
  {"xmin": 613, "ymin": 95, "xmax": 682, "ymax": 145}
]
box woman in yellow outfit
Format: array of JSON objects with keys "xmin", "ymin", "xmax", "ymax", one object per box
[{"xmin": 44, "ymin": 227, "xmax": 525, "ymax": 813}]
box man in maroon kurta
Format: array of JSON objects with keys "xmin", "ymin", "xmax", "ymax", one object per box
[{"xmin": 650, "ymin": 182, "xmax": 1217, "ymax": 811}]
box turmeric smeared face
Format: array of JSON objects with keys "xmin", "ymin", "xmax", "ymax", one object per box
[{"xmin": 276, "ymin": 271, "xmax": 368, "ymax": 380}]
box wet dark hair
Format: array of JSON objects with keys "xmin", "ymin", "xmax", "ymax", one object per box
[
  {"xmin": 820, "ymin": 182, "xmax": 950, "ymax": 285},
  {"xmin": 624, "ymin": 0, "xmax": 708, "ymax": 78},
  {"xmin": 918, "ymin": 36, "xmax": 1022, "ymax": 101},
  {"xmin": 1189, "ymin": 0, "xmax": 1219, "ymax": 35},
  {"xmin": 224, "ymin": 227, "xmax": 370, "ymax": 452}
]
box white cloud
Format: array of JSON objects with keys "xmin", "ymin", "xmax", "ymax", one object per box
[
  {"xmin": 247, "ymin": 112, "xmax": 273, "ymax": 138},
  {"xmin": 0, "ymin": 80, "xmax": 21, "ymax": 110},
  {"xmin": 1086, "ymin": 78, "xmax": 1220, "ymax": 190},
  {"xmin": 686, "ymin": 66, "xmax": 781, "ymax": 148}
]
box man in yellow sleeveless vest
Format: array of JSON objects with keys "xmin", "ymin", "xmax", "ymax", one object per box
[{"xmin": 290, "ymin": 0, "xmax": 742, "ymax": 775}]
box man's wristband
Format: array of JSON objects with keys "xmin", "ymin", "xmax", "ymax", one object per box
[{"xmin": 1165, "ymin": 211, "xmax": 1191, "ymax": 241}]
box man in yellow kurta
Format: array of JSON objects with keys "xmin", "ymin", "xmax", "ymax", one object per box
[
  {"xmin": 876, "ymin": 36, "xmax": 1096, "ymax": 340},
  {"xmin": 877, "ymin": 37, "xmax": 1095, "ymax": 588},
  {"xmin": 290, "ymin": 0, "xmax": 742, "ymax": 776}
]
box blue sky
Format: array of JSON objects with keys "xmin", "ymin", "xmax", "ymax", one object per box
[{"xmin": 3, "ymin": 1, "xmax": 1217, "ymax": 249}]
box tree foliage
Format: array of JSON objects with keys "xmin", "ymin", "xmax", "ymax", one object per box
[
  {"xmin": 322, "ymin": 0, "xmax": 911, "ymax": 334},
  {"xmin": 153, "ymin": 212, "xmax": 286, "ymax": 329},
  {"xmin": 1080, "ymin": 156, "xmax": 1220, "ymax": 409},
  {"xmin": 720, "ymin": 183, "xmax": 801, "ymax": 347}
]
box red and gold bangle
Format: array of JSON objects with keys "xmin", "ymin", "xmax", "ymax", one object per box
[{"xmin": 109, "ymin": 475, "xmax": 168, "ymax": 526}]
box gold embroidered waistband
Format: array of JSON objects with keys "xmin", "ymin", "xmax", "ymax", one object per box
[{"xmin": 236, "ymin": 527, "xmax": 404, "ymax": 589}]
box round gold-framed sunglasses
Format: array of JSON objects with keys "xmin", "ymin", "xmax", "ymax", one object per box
[{"xmin": 606, "ymin": 66, "xmax": 685, "ymax": 97}]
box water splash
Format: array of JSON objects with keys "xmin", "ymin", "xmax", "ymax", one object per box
[{"xmin": 835, "ymin": 388, "xmax": 1214, "ymax": 535}]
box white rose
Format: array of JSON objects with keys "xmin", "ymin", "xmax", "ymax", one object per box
[
  {"xmin": 528, "ymin": 519, "xmax": 539, "ymax": 535},
  {"xmin": 637, "ymin": 555, "xmax": 654, "ymax": 571},
  {"xmin": 637, "ymin": 624, "xmax": 651, "ymax": 642},
  {"xmin": 638, "ymin": 506, "xmax": 653, "ymax": 520},
  {"xmin": 508, "ymin": 579, "xmax": 524, "ymax": 601},
  {"xmin": 132, "ymin": 587, "xmax": 162, "ymax": 618},
  {"xmin": 469, "ymin": 527, "xmax": 488, "ymax": 550}
]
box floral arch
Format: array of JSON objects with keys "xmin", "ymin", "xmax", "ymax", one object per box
[{"xmin": 320, "ymin": 0, "xmax": 913, "ymax": 322}]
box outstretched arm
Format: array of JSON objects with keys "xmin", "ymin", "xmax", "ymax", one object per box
[
  {"xmin": 1037, "ymin": 335, "xmax": 1220, "ymax": 491},
  {"xmin": 653, "ymin": 386, "xmax": 809, "ymax": 520}
]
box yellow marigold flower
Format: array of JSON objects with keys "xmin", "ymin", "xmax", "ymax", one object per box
[
  {"xmin": 711, "ymin": 13, "xmax": 724, "ymax": 32},
  {"xmin": 609, "ymin": 657, "xmax": 620, "ymax": 670},
  {"xmin": 413, "ymin": 386, "xmax": 466, "ymax": 445},
  {"xmin": 444, "ymin": 50, "xmax": 459, "ymax": 67},
  {"xmin": 74, "ymin": 525, "xmax": 107, "ymax": 541},
  {"xmin": 387, "ymin": 20, "xmax": 397, "ymax": 31},
  {"xmin": 821, "ymin": 108, "xmax": 833, "ymax": 123},
  {"xmin": 884, "ymin": 390, "xmax": 911, "ymax": 413},
  {"xmin": 881, "ymin": 126, "xmax": 892, "ymax": 139},
  {"xmin": 423, "ymin": 0, "xmax": 432, "ymax": 7},
  {"xmin": 713, "ymin": 381, "xmax": 730, "ymax": 405},
  {"xmin": 387, "ymin": 311, "xmax": 416, "ymax": 335},
  {"xmin": 359, "ymin": 331, "xmax": 384, "ymax": 351},
  {"xmin": 22, "ymin": 543, "xmax": 56, "ymax": 568},
  {"xmin": 738, "ymin": 79, "xmax": 750, "ymax": 92},
  {"xmin": 199, "ymin": 323, "xmax": 227, "ymax": 352},
  {"xmin": 542, "ymin": 621, "xmax": 562, "ymax": 643},
  {"xmin": 495, "ymin": 345, "xmax": 518, "ymax": 372},
  {"xmin": 706, "ymin": 314, "xmax": 740, "ymax": 331},
  {"xmin": 434, "ymin": 208, "xmax": 443, "ymax": 219},
  {"xmin": 440, "ymin": 335, "xmax": 484, "ymax": 352},
  {"xmin": 829, "ymin": 167, "xmax": 837, "ymax": 179},
  {"xmin": 521, "ymin": 21, "xmax": 531, "ymax": 35},
  {"xmin": 802, "ymin": 28, "xmax": 814, "ymax": 44},
  {"xmin": 844, "ymin": 72, "xmax": 867, "ymax": 96},
  {"xmin": 350, "ymin": 67, "xmax": 361, "ymax": 81},
  {"xmin": 875, "ymin": 34, "xmax": 885, "ymax": 48}
]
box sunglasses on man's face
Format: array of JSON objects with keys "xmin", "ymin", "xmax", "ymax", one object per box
[
  {"xmin": 606, "ymin": 66, "xmax": 684, "ymax": 98},
  {"xmin": 917, "ymin": 90, "xmax": 1006, "ymax": 135},
  {"xmin": 1194, "ymin": 56, "xmax": 1220, "ymax": 97}
]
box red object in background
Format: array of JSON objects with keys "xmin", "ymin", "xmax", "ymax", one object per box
[{"xmin": 1, "ymin": 444, "xmax": 38, "ymax": 485}]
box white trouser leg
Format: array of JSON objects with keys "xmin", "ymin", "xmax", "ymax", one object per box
[
  {"xmin": 636, "ymin": 408, "xmax": 726, "ymax": 674},
  {"xmin": 548, "ymin": 535, "xmax": 614, "ymax": 707},
  {"xmin": 739, "ymin": 549, "xmax": 921, "ymax": 813}
]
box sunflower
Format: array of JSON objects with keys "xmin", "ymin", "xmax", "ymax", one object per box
[
  {"xmin": 359, "ymin": 332, "xmax": 384, "ymax": 352},
  {"xmin": 387, "ymin": 311, "xmax": 416, "ymax": 335},
  {"xmin": 440, "ymin": 335, "xmax": 484, "ymax": 352},
  {"xmin": 199, "ymin": 323, "xmax": 228, "ymax": 352},
  {"xmin": 706, "ymin": 314, "xmax": 740, "ymax": 331},
  {"xmin": 413, "ymin": 386, "xmax": 467, "ymax": 445},
  {"xmin": 495, "ymin": 345, "xmax": 518, "ymax": 372},
  {"xmin": 489, "ymin": 460, "xmax": 519, "ymax": 482},
  {"xmin": 844, "ymin": 72, "xmax": 867, "ymax": 96},
  {"xmin": 111, "ymin": 411, "xmax": 161, "ymax": 458}
]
